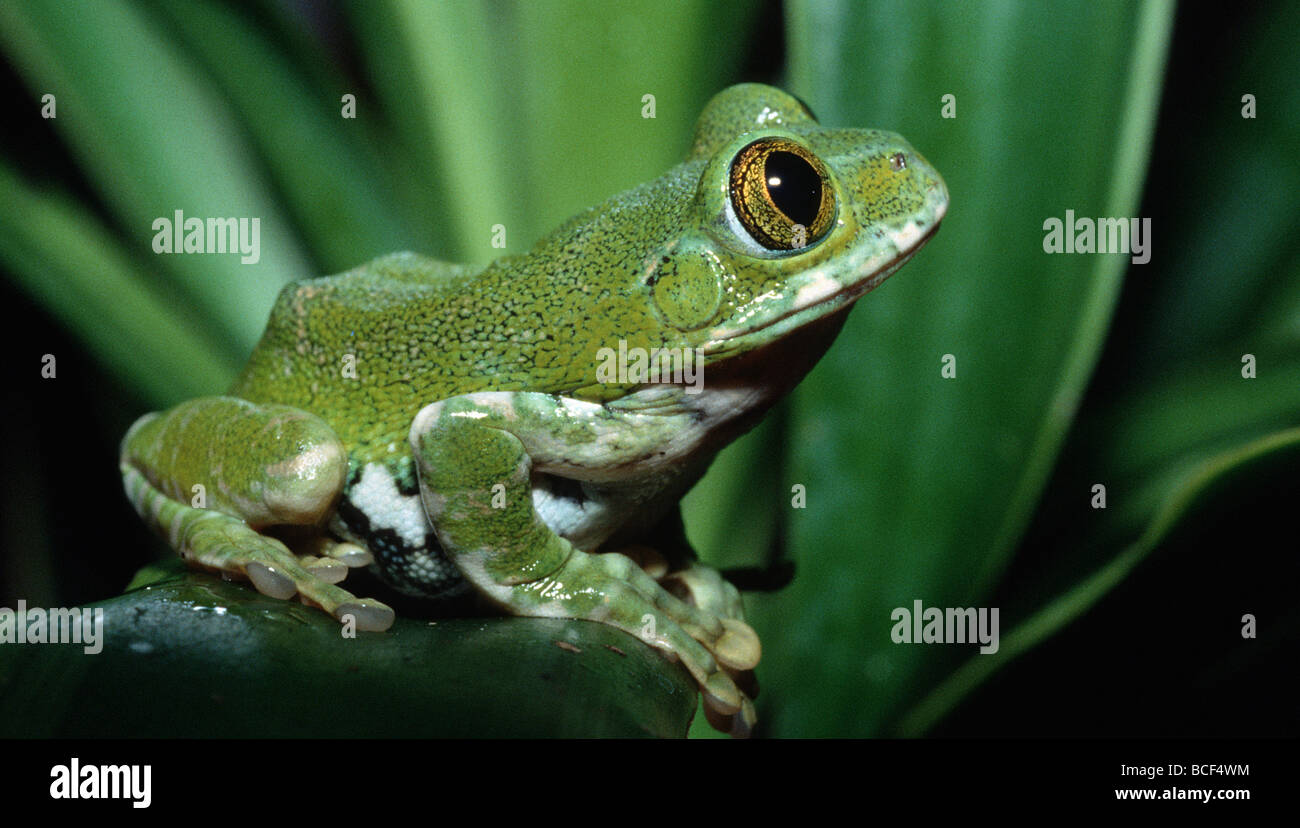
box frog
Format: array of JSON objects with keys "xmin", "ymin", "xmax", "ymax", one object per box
[{"xmin": 119, "ymin": 83, "xmax": 947, "ymax": 736}]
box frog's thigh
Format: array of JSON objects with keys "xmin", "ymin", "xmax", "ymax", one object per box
[
  {"xmin": 410, "ymin": 392, "xmax": 759, "ymax": 727},
  {"xmin": 120, "ymin": 397, "xmax": 393, "ymax": 631}
]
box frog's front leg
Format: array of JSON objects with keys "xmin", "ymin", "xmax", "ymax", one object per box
[
  {"xmin": 615, "ymin": 509, "xmax": 762, "ymax": 733},
  {"xmin": 120, "ymin": 397, "xmax": 394, "ymax": 630},
  {"xmin": 623, "ymin": 508, "xmax": 748, "ymax": 624},
  {"xmin": 411, "ymin": 392, "xmax": 761, "ymax": 734}
]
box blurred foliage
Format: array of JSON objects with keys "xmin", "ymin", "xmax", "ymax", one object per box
[{"xmin": 0, "ymin": 0, "xmax": 1294, "ymax": 737}]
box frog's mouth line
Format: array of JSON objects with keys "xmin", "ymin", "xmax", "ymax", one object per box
[{"xmin": 702, "ymin": 221, "xmax": 941, "ymax": 359}]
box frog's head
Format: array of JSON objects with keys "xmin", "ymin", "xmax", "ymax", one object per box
[{"xmin": 644, "ymin": 83, "xmax": 948, "ymax": 364}]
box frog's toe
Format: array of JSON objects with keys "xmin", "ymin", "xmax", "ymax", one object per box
[
  {"xmin": 626, "ymin": 597, "xmax": 748, "ymax": 716},
  {"xmin": 679, "ymin": 615, "xmax": 761, "ymax": 726},
  {"xmin": 696, "ymin": 666, "xmax": 746, "ymax": 716},
  {"xmin": 333, "ymin": 599, "xmax": 395, "ymax": 632},
  {"xmin": 601, "ymin": 555, "xmax": 761, "ymax": 709},
  {"xmin": 245, "ymin": 561, "xmax": 298, "ymax": 600},
  {"xmin": 704, "ymin": 695, "xmax": 758, "ymax": 738},
  {"xmin": 314, "ymin": 538, "xmax": 374, "ymax": 568},
  {"xmin": 662, "ymin": 563, "xmax": 745, "ymax": 623},
  {"xmin": 667, "ymin": 645, "xmax": 753, "ymax": 720},
  {"xmin": 295, "ymin": 554, "xmax": 349, "ymax": 584},
  {"xmin": 182, "ymin": 514, "xmax": 392, "ymax": 631},
  {"xmin": 614, "ymin": 544, "xmax": 669, "ymax": 578},
  {"xmin": 289, "ymin": 536, "xmax": 374, "ymax": 569},
  {"xmin": 291, "ymin": 583, "xmax": 395, "ymax": 631},
  {"xmin": 713, "ymin": 618, "xmax": 761, "ymax": 672}
]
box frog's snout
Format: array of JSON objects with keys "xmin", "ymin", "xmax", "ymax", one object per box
[
  {"xmin": 903, "ymin": 147, "xmax": 949, "ymax": 222},
  {"xmin": 927, "ymin": 175, "xmax": 950, "ymax": 225}
]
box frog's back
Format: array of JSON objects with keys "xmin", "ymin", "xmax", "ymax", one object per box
[
  {"xmin": 229, "ymin": 164, "xmax": 699, "ymax": 458},
  {"xmin": 228, "ymin": 253, "xmax": 509, "ymax": 456}
]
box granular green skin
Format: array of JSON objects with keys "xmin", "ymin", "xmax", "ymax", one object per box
[
  {"xmin": 228, "ymin": 165, "xmax": 704, "ymax": 468},
  {"xmin": 121, "ymin": 83, "xmax": 949, "ymax": 736},
  {"xmin": 228, "ymin": 92, "xmax": 943, "ymax": 470}
]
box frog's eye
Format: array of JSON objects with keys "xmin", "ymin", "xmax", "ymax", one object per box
[{"xmin": 728, "ymin": 138, "xmax": 835, "ymax": 251}]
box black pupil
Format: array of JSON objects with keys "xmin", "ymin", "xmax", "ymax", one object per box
[{"xmin": 763, "ymin": 151, "xmax": 821, "ymax": 228}]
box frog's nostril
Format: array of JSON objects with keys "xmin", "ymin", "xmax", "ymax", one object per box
[{"xmin": 889, "ymin": 152, "xmax": 907, "ymax": 172}]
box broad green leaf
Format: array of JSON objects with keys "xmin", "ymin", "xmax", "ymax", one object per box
[
  {"xmin": 898, "ymin": 428, "xmax": 1300, "ymax": 735},
  {"xmin": 344, "ymin": 0, "xmax": 515, "ymax": 261},
  {"xmin": 0, "ymin": 162, "xmax": 236, "ymax": 402},
  {"xmin": 901, "ymin": 1, "xmax": 1300, "ymax": 730},
  {"xmin": 0, "ymin": 561, "xmax": 697, "ymax": 738},
  {"xmin": 502, "ymin": 0, "xmax": 762, "ymax": 246},
  {"xmin": 140, "ymin": 0, "xmax": 425, "ymax": 270},
  {"xmin": 0, "ymin": 0, "xmax": 312, "ymax": 359},
  {"xmin": 733, "ymin": 0, "xmax": 1174, "ymax": 736},
  {"xmin": 346, "ymin": 0, "xmax": 761, "ymax": 261}
]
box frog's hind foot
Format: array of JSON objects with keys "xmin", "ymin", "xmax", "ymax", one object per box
[
  {"xmin": 292, "ymin": 535, "xmax": 375, "ymax": 570},
  {"xmin": 122, "ymin": 465, "xmax": 394, "ymax": 632}
]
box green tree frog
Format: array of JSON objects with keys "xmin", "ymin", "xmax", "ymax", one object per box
[{"xmin": 120, "ymin": 83, "xmax": 947, "ymax": 735}]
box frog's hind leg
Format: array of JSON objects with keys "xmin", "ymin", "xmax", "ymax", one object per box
[{"xmin": 119, "ymin": 397, "xmax": 394, "ymax": 631}]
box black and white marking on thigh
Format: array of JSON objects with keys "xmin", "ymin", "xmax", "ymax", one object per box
[{"xmin": 335, "ymin": 459, "xmax": 467, "ymax": 600}]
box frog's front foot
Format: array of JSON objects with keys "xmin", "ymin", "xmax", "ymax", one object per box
[
  {"xmin": 291, "ymin": 537, "xmax": 375, "ymax": 584},
  {"xmin": 655, "ymin": 561, "xmax": 760, "ymax": 733},
  {"xmin": 547, "ymin": 547, "xmax": 760, "ymax": 735},
  {"xmin": 617, "ymin": 546, "xmax": 761, "ymax": 731},
  {"xmin": 660, "ymin": 561, "xmax": 749, "ymax": 628}
]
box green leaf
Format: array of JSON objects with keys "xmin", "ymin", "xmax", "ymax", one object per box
[
  {"xmin": 897, "ymin": 427, "xmax": 1300, "ymax": 735},
  {"xmin": 0, "ymin": 161, "xmax": 237, "ymax": 402},
  {"xmin": 0, "ymin": 561, "xmax": 697, "ymax": 738},
  {"xmin": 899, "ymin": 1, "xmax": 1300, "ymax": 731},
  {"xmin": 346, "ymin": 0, "xmax": 761, "ymax": 261},
  {"xmin": 0, "ymin": 0, "xmax": 312, "ymax": 358},
  {"xmin": 736, "ymin": 0, "xmax": 1174, "ymax": 735},
  {"xmin": 139, "ymin": 0, "xmax": 424, "ymax": 270}
]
